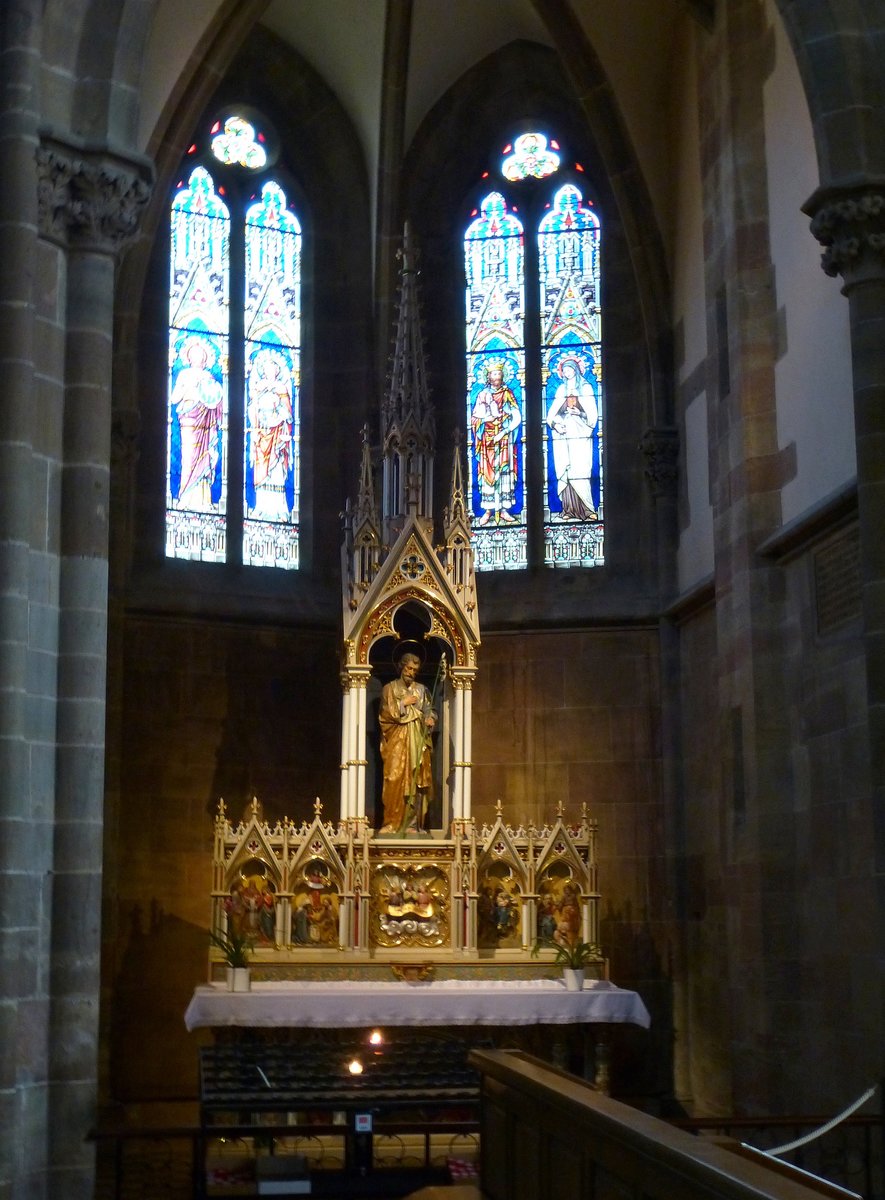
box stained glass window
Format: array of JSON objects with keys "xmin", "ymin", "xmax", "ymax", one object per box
[
  {"xmin": 243, "ymin": 182, "xmax": 301, "ymax": 568},
  {"xmin": 540, "ymin": 184, "xmax": 603, "ymax": 567},
  {"xmin": 165, "ymin": 114, "xmax": 301, "ymax": 570},
  {"xmin": 464, "ymin": 192, "xmax": 527, "ymax": 571},
  {"xmin": 211, "ymin": 115, "xmax": 267, "ymax": 169},
  {"xmin": 167, "ymin": 166, "xmax": 230, "ymax": 562},
  {"xmin": 501, "ymin": 132, "xmax": 560, "ymax": 182},
  {"xmin": 462, "ymin": 135, "xmax": 604, "ymax": 572}
]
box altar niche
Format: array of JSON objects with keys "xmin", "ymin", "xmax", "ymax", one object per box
[
  {"xmin": 339, "ymin": 486, "xmax": 480, "ymax": 836},
  {"xmin": 366, "ymin": 604, "xmax": 449, "ymax": 836}
]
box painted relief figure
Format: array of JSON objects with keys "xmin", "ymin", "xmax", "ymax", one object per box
[
  {"xmin": 171, "ymin": 338, "xmax": 225, "ymax": 507},
  {"xmin": 537, "ymin": 871, "xmax": 583, "ymax": 948},
  {"xmin": 546, "ymin": 354, "xmax": 598, "ymax": 520},
  {"xmin": 224, "ymin": 873, "xmax": 277, "ymax": 946},
  {"xmin": 477, "ymin": 867, "xmax": 521, "ymax": 948},
  {"xmin": 471, "ymin": 362, "xmax": 522, "ymax": 525},
  {"xmin": 292, "ymin": 861, "xmax": 339, "ymax": 947},
  {"xmin": 379, "ymin": 653, "xmax": 437, "ymax": 834},
  {"xmin": 247, "ymin": 347, "xmax": 293, "ymax": 521},
  {"xmin": 374, "ymin": 868, "xmax": 447, "ymax": 947}
]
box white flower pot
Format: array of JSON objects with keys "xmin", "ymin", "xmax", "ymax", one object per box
[
  {"xmin": 563, "ymin": 968, "xmax": 585, "ymax": 992},
  {"xmin": 226, "ymin": 966, "xmax": 251, "ymax": 992}
]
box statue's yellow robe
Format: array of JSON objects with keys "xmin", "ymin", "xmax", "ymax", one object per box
[{"xmin": 379, "ymin": 678, "xmax": 434, "ymax": 832}]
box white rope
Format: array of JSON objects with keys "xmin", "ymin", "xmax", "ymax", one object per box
[{"xmin": 749, "ymin": 1084, "xmax": 878, "ymax": 1157}]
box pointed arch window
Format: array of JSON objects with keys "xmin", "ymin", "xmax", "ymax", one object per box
[
  {"xmin": 464, "ymin": 132, "xmax": 603, "ymax": 571},
  {"xmin": 166, "ymin": 111, "xmax": 302, "ymax": 569}
]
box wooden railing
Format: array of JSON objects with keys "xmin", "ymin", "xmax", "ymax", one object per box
[
  {"xmin": 470, "ymin": 1049, "xmax": 877, "ymax": 1200},
  {"xmin": 671, "ymin": 1114, "xmax": 885, "ymax": 1200},
  {"xmin": 91, "ymin": 1063, "xmax": 885, "ymax": 1200}
]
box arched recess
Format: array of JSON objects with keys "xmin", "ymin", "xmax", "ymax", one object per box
[
  {"xmin": 115, "ymin": 23, "xmax": 373, "ymax": 608},
  {"xmin": 771, "ymin": 0, "xmax": 885, "ymax": 185},
  {"xmin": 402, "ymin": 39, "xmax": 667, "ymax": 621}
]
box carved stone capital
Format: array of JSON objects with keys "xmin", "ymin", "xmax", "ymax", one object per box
[
  {"xmin": 804, "ymin": 181, "xmax": 885, "ymax": 289},
  {"xmin": 639, "ymin": 426, "xmax": 679, "ymax": 499},
  {"xmin": 36, "ymin": 133, "xmax": 154, "ymax": 256}
]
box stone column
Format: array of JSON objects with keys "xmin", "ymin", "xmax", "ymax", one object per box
[
  {"xmin": 695, "ymin": 0, "xmax": 792, "ymax": 1110},
  {"xmin": 448, "ymin": 669, "xmax": 476, "ymax": 823},
  {"xmin": 350, "ymin": 668, "xmax": 371, "ymax": 819},
  {"xmin": 340, "ymin": 676, "xmax": 353, "ymax": 818},
  {"xmin": 805, "ymin": 179, "xmax": 885, "ymax": 988},
  {"xmin": 640, "ymin": 427, "xmax": 686, "ymax": 1101},
  {"xmin": 36, "ymin": 132, "xmax": 152, "ymax": 1200},
  {"xmin": 0, "ymin": 3, "xmax": 47, "ymax": 1194}
]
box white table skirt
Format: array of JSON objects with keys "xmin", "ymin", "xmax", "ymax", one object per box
[{"xmin": 184, "ymin": 978, "xmax": 650, "ymax": 1031}]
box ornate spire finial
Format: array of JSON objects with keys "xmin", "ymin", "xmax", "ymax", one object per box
[
  {"xmin": 356, "ymin": 424, "xmax": 378, "ymax": 527},
  {"xmin": 314, "ymin": 797, "xmax": 323, "ymax": 817},
  {"xmin": 495, "ymin": 798, "xmax": 503, "ymax": 818},
  {"xmin": 447, "ymin": 428, "xmax": 468, "ymax": 528},
  {"xmin": 382, "ymin": 222, "xmax": 435, "ymax": 533}
]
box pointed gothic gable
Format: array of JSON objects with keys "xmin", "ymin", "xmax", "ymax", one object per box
[
  {"xmin": 287, "ymin": 804, "xmax": 346, "ymax": 891},
  {"xmin": 535, "ymin": 813, "xmax": 589, "ymax": 883},
  {"xmin": 216, "ymin": 803, "xmax": 284, "ymax": 892},
  {"xmin": 478, "ymin": 814, "xmax": 529, "ymax": 891},
  {"xmin": 343, "ymin": 515, "xmax": 478, "ymax": 668}
]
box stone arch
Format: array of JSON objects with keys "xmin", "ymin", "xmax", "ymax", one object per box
[
  {"xmin": 771, "ymin": 0, "xmax": 885, "ymax": 185},
  {"xmin": 38, "ymin": 0, "xmax": 171, "ymax": 142}
]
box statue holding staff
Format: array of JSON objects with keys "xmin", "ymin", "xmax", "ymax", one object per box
[{"xmin": 378, "ymin": 652, "xmax": 439, "ymax": 835}]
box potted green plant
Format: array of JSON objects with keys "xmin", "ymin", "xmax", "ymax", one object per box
[
  {"xmin": 532, "ymin": 936, "xmax": 600, "ymax": 991},
  {"xmin": 210, "ymin": 926, "xmax": 251, "ymax": 992}
]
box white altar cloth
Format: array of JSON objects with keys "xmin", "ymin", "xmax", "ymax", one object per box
[{"xmin": 184, "ymin": 978, "xmax": 650, "ymax": 1032}]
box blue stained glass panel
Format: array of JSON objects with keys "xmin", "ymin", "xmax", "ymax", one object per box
[
  {"xmin": 166, "ymin": 168, "xmax": 230, "ymax": 562},
  {"xmin": 243, "ymin": 181, "xmax": 301, "ymax": 569},
  {"xmin": 464, "ymin": 192, "xmax": 527, "ymax": 571},
  {"xmin": 539, "ymin": 184, "xmax": 603, "ymax": 567}
]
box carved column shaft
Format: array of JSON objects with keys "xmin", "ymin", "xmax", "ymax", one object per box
[
  {"xmin": 340, "ymin": 676, "xmax": 352, "ymax": 818},
  {"xmin": 36, "ymin": 132, "xmax": 152, "ymax": 1191},
  {"xmin": 0, "ymin": 8, "xmax": 53, "ymax": 1194},
  {"xmin": 340, "ymin": 667, "xmax": 371, "ymax": 821},
  {"xmin": 806, "ymin": 181, "xmax": 885, "ymax": 868}
]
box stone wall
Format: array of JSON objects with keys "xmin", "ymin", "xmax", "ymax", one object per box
[{"xmin": 104, "ymin": 617, "xmax": 340, "ymax": 1100}]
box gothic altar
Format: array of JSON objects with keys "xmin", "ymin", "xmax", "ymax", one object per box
[{"xmin": 207, "ymin": 228, "xmax": 605, "ymax": 984}]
